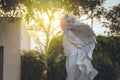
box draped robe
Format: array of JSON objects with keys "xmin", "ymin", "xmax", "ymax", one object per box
[{"xmin": 63, "ymin": 21, "xmax": 98, "ymax": 80}]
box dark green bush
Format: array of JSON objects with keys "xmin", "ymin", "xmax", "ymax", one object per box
[
  {"xmin": 94, "ymin": 36, "xmax": 120, "ymax": 80},
  {"xmin": 93, "ymin": 52, "xmax": 117, "ymax": 80},
  {"xmin": 46, "ymin": 35, "xmax": 66, "ymax": 80},
  {"xmin": 21, "ymin": 50, "xmax": 46, "ymax": 80}
]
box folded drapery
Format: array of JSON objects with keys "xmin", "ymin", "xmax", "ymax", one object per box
[
  {"xmin": 63, "ymin": 30, "xmax": 98, "ymax": 80},
  {"xmin": 61, "ymin": 13, "xmax": 98, "ymax": 80}
]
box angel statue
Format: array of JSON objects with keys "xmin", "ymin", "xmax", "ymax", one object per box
[{"xmin": 60, "ymin": 14, "xmax": 98, "ymax": 80}]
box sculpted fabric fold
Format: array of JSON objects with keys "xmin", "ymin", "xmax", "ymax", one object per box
[{"xmin": 61, "ymin": 13, "xmax": 98, "ymax": 80}]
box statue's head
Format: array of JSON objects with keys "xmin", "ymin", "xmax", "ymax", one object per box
[
  {"xmin": 64, "ymin": 14, "xmax": 77, "ymax": 25},
  {"xmin": 60, "ymin": 13, "xmax": 77, "ymax": 31}
]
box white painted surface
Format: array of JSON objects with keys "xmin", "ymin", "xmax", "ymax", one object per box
[
  {"xmin": 20, "ymin": 22, "xmax": 31, "ymax": 50},
  {"xmin": 0, "ymin": 18, "xmax": 30, "ymax": 80}
]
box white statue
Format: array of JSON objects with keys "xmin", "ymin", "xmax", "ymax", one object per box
[{"xmin": 60, "ymin": 14, "xmax": 98, "ymax": 80}]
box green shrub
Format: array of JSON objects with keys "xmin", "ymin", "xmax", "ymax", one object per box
[
  {"xmin": 46, "ymin": 35, "xmax": 66, "ymax": 80},
  {"xmin": 93, "ymin": 52, "xmax": 117, "ymax": 80},
  {"xmin": 94, "ymin": 36, "xmax": 120, "ymax": 80},
  {"xmin": 21, "ymin": 50, "xmax": 46, "ymax": 80}
]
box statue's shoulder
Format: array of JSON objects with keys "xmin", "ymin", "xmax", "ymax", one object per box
[
  {"xmin": 74, "ymin": 21, "xmax": 90, "ymax": 27},
  {"xmin": 74, "ymin": 21, "xmax": 89, "ymax": 26}
]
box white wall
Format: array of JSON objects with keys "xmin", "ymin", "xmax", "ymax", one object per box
[
  {"xmin": 20, "ymin": 23, "xmax": 31, "ymax": 50},
  {"xmin": 0, "ymin": 18, "xmax": 30, "ymax": 80}
]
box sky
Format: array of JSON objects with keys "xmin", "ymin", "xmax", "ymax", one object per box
[
  {"xmin": 91, "ymin": 0, "xmax": 120, "ymax": 35},
  {"xmin": 104, "ymin": 0, "xmax": 120, "ymax": 8}
]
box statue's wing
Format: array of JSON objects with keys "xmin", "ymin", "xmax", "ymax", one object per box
[{"xmin": 71, "ymin": 21, "xmax": 97, "ymax": 44}]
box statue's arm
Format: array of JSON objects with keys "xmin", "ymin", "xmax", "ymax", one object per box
[{"xmin": 66, "ymin": 30, "xmax": 84, "ymax": 49}]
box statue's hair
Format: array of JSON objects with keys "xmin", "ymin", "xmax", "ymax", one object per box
[
  {"xmin": 64, "ymin": 13, "xmax": 77, "ymax": 21},
  {"xmin": 60, "ymin": 13, "xmax": 77, "ymax": 31},
  {"xmin": 60, "ymin": 13, "xmax": 97, "ymax": 44}
]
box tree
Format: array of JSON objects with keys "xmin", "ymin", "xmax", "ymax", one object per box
[
  {"xmin": 66, "ymin": 0, "xmax": 106, "ymax": 26},
  {"xmin": 0, "ymin": 0, "xmax": 107, "ymax": 53},
  {"xmin": 103, "ymin": 3, "xmax": 120, "ymax": 36},
  {"xmin": 0, "ymin": 0, "xmax": 25, "ymax": 17},
  {"xmin": 22, "ymin": 0, "xmax": 67, "ymax": 53},
  {"xmin": 23, "ymin": 0, "xmax": 106, "ymax": 53},
  {"xmin": 46, "ymin": 35, "xmax": 66, "ymax": 80}
]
